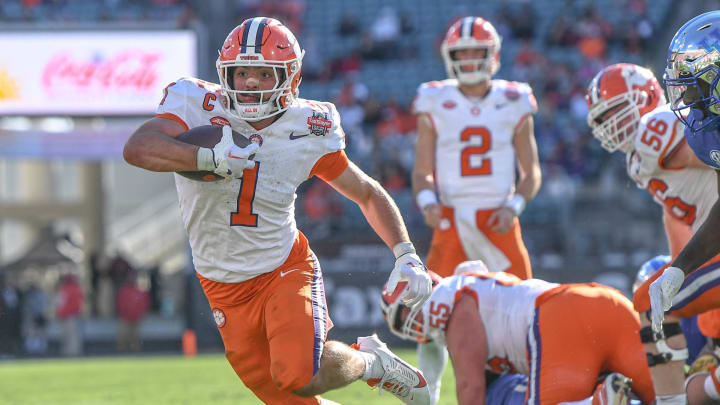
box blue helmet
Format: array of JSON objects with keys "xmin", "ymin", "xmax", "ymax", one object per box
[
  {"xmin": 664, "ymin": 11, "xmax": 720, "ymax": 133},
  {"xmin": 633, "ymin": 255, "xmax": 672, "ymax": 293}
]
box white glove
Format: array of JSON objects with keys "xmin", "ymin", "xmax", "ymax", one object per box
[
  {"xmin": 198, "ymin": 126, "xmax": 258, "ymax": 179},
  {"xmin": 649, "ymin": 266, "xmax": 685, "ymax": 333},
  {"xmin": 386, "ymin": 243, "xmax": 432, "ymax": 309}
]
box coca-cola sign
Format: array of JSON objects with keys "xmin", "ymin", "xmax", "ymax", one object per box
[
  {"xmin": 0, "ymin": 31, "xmax": 196, "ymax": 115},
  {"xmin": 42, "ymin": 51, "xmax": 160, "ymax": 93}
]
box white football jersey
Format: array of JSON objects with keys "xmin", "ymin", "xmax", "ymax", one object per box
[
  {"xmin": 627, "ymin": 104, "xmax": 716, "ymax": 232},
  {"xmin": 158, "ymin": 77, "xmax": 346, "ymax": 282},
  {"xmin": 412, "ymin": 79, "xmax": 537, "ymax": 209},
  {"xmin": 423, "ymin": 272, "xmax": 557, "ymax": 375}
]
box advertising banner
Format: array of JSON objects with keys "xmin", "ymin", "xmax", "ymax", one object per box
[{"xmin": 0, "ymin": 31, "xmax": 196, "ymax": 115}]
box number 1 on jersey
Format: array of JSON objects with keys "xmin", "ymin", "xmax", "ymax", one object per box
[{"xmin": 230, "ymin": 162, "xmax": 260, "ymax": 227}]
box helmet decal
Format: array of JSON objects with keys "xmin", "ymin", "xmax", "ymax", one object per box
[{"xmin": 240, "ymin": 17, "xmax": 269, "ymax": 55}]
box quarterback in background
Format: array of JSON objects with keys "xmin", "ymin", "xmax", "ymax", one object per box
[
  {"xmin": 381, "ymin": 260, "xmax": 655, "ymax": 405},
  {"xmin": 412, "ymin": 16, "xmax": 541, "ymax": 279},
  {"xmin": 123, "ymin": 17, "xmax": 432, "ymax": 405},
  {"xmin": 586, "ymin": 62, "xmax": 720, "ymax": 405}
]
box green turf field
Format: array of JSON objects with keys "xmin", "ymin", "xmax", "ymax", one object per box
[{"xmin": 0, "ymin": 349, "xmax": 457, "ymax": 405}]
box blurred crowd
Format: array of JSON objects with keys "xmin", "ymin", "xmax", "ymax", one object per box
[{"xmin": 0, "ymin": 250, "xmax": 152, "ymax": 358}]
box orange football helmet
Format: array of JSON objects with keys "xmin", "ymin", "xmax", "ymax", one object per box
[
  {"xmin": 586, "ymin": 63, "xmax": 665, "ymax": 153},
  {"xmin": 441, "ymin": 16, "xmax": 501, "ymax": 85},
  {"xmin": 216, "ymin": 17, "xmax": 304, "ymax": 121}
]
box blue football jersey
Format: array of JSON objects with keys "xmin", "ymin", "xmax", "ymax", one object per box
[{"xmin": 685, "ymin": 109, "xmax": 720, "ymax": 169}]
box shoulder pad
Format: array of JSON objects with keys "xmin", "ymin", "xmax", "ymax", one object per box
[{"xmin": 414, "ymin": 80, "xmax": 455, "ymax": 114}]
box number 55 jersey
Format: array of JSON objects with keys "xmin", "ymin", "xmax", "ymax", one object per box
[
  {"xmin": 627, "ymin": 104, "xmax": 716, "ymax": 233},
  {"xmin": 424, "ymin": 272, "xmax": 557, "ymax": 375}
]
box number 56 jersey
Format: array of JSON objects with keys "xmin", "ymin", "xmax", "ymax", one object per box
[
  {"xmin": 627, "ymin": 104, "xmax": 716, "ymax": 233},
  {"xmin": 423, "ymin": 272, "xmax": 557, "ymax": 375},
  {"xmin": 158, "ymin": 78, "xmax": 347, "ymax": 283},
  {"xmin": 412, "ymin": 79, "xmax": 537, "ymax": 209}
]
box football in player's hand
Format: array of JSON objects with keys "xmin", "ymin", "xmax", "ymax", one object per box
[{"xmin": 175, "ymin": 125, "xmax": 252, "ymax": 182}]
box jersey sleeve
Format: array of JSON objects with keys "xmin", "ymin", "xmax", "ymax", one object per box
[
  {"xmin": 508, "ymin": 81, "xmax": 538, "ymax": 117},
  {"xmin": 411, "ymin": 82, "xmax": 441, "ymax": 115},
  {"xmin": 522, "ymin": 84, "xmax": 538, "ymax": 115},
  {"xmin": 324, "ymin": 102, "xmax": 346, "ymax": 152},
  {"xmin": 310, "ymin": 150, "xmax": 349, "ymax": 181},
  {"xmin": 156, "ymin": 78, "xmax": 199, "ymax": 130}
]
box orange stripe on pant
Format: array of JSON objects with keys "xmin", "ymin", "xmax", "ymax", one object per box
[
  {"xmin": 425, "ymin": 206, "xmax": 532, "ymax": 279},
  {"xmin": 527, "ymin": 284, "xmax": 654, "ymax": 405},
  {"xmin": 198, "ymin": 232, "xmax": 331, "ymax": 405}
]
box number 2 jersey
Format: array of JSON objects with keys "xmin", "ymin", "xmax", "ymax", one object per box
[
  {"xmin": 158, "ymin": 77, "xmax": 347, "ymax": 283},
  {"xmin": 627, "ymin": 104, "xmax": 716, "ymax": 233},
  {"xmin": 423, "ymin": 272, "xmax": 557, "ymax": 375},
  {"xmin": 412, "ymin": 79, "xmax": 537, "ymax": 209}
]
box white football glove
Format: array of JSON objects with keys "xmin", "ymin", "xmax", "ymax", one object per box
[
  {"xmin": 198, "ymin": 126, "xmax": 258, "ymax": 179},
  {"xmin": 648, "ymin": 266, "xmax": 685, "ymax": 333},
  {"xmin": 386, "ymin": 244, "xmax": 432, "ymax": 310}
]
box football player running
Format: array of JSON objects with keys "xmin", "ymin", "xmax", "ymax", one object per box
[
  {"xmin": 411, "ymin": 16, "xmax": 541, "ymax": 279},
  {"xmin": 652, "ymin": 9, "xmax": 720, "ymax": 352},
  {"xmin": 586, "ymin": 62, "xmax": 720, "ymax": 404},
  {"xmin": 123, "ymin": 17, "xmax": 432, "ymax": 405},
  {"xmin": 381, "ymin": 261, "xmax": 655, "ymax": 405}
]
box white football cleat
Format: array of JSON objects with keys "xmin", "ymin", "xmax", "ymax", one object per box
[
  {"xmin": 592, "ymin": 373, "xmax": 632, "ymax": 405},
  {"xmin": 354, "ymin": 334, "xmax": 430, "ymax": 405}
]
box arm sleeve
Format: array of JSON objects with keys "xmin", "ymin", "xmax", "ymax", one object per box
[
  {"xmin": 310, "ymin": 150, "xmax": 350, "ymax": 181},
  {"xmin": 156, "ymin": 79, "xmax": 192, "ymax": 130},
  {"xmin": 418, "ymin": 340, "xmax": 448, "ymax": 405},
  {"xmin": 412, "ymin": 82, "xmax": 436, "ymax": 115}
]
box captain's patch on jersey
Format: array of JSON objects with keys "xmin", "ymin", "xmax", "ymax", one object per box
[
  {"xmin": 212, "ymin": 307, "xmax": 227, "ymax": 328},
  {"xmin": 307, "ymin": 111, "xmax": 332, "ymax": 136}
]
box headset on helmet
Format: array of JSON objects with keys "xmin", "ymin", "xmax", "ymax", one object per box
[
  {"xmin": 216, "ymin": 17, "xmax": 304, "ymax": 121},
  {"xmin": 380, "ymin": 271, "xmax": 443, "ymax": 343},
  {"xmin": 664, "ymin": 11, "xmax": 720, "ymax": 133},
  {"xmin": 441, "ymin": 16, "xmax": 501, "ymax": 85},
  {"xmin": 586, "ymin": 63, "xmax": 665, "ymax": 153}
]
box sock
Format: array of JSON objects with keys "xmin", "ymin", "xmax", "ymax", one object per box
[
  {"xmin": 655, "ymin": 394, "xmax": 687, "ymax": 404},
  {"xmin": 356, "ymin": 350, "xmax": 385, "ymax": 381},
  {"xmin": 705, "ymin": 368, "xmax": 720, "ymax": 400}
]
